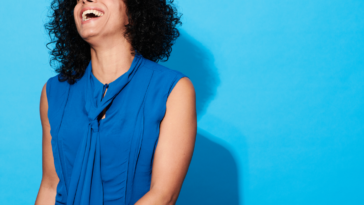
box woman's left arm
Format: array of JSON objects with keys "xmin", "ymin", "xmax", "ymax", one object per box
[{"xmin": 135, "ymin": 77, "xmax": 197, "ymax": 205}]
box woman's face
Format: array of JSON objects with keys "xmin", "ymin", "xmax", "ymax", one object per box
[{"xmin": 74, "ymin": 0, "xmax": 129, "ymax": 44}]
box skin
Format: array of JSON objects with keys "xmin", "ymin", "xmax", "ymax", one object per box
[
  {"xmin": 35, "ymin": 83, "xmax": 59, "ymax": 204},
  {"xmin": 35, "ymin": 0, "xmax": 196, "ymax": 204}
]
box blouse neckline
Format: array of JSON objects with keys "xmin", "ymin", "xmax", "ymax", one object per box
[{"xmin": 89, "ymin": 50, "xmax": 141, "ymax": 88}]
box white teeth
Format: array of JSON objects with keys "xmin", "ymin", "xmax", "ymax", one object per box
[{"xmin": 82, "ymin": 9, "xmax": 104, "ymax": 21}]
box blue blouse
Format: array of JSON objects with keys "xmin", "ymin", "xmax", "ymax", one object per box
[{"xmin": 46, "ymin": 51, "xmax": 187, "ymax": 205}]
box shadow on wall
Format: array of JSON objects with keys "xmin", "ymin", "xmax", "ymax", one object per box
[
  {"xmin": 160, "ymin": 30, "xmax": 220, "ymax": 118},
  {"xmin": 177, "ymin": 130, "xmax": 240, "ymax": 205},
  {"xmin": 160, "ymin": 31, "xmax": 240, "ymax": 205}
]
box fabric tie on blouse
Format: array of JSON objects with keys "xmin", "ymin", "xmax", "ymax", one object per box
[{"xmin": 66, "ymin": 51, "xmax": 144, "ymax": 205}]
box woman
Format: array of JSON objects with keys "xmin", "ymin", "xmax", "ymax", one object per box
[{"xmin": 35, "ymin": 0, "xmax": 196, "ymax": 204}]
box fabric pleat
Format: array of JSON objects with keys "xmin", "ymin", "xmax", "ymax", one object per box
[{"xmin": 66, "ymin": 51, "xmax": 144, "ymax": 205}]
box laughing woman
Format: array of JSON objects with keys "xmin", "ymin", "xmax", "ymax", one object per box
[{"xmin": 35, "ymin": 0, "xmax": 196, "ymax": 204}]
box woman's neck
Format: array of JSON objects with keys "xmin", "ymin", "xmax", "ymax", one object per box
[{"xmin": 90, "ymin": 38, "xmax": 134, "ymax": 85}]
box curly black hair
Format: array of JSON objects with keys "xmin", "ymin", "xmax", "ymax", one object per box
[{"xmin": 45, "ymin": 0, "xmax": 183, "ymax": 84}]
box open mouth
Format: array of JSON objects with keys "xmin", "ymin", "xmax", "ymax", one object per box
[{"xmin": 82, "ymin": 10, "xmax": 104, "ymax": 22}]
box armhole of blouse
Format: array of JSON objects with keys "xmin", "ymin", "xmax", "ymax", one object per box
[
  {"xmin": 166, "ymin": 72, "xmax": 188, "ymax": 99},
  {"xmin": 46, "ymin": 78, "xmax": 51, "ymax": 102},
  {"xmin": 46, "ymin": 76, "xmax": 55, "ymax": 103}
]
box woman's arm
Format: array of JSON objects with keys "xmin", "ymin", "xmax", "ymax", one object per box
[
  {"xmin": 35, "ymin": 82, "xmax": 59, "ymax": 205},
  {"xmin": 135, "ymin": 77, "xmax": 197, "ymax": 205}
]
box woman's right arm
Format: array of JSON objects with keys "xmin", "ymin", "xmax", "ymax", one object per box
[{"xmin": 35, "ymin": 82, "xmax": 59, "ymax": 205}]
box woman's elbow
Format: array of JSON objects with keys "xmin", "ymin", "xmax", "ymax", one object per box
[
  {"xmin": 41, "ymin": 174, "xmax": 59, "ymax": 191},
  {"xmin": 147, "ymin": 187, "xmax": 180, "ymax": 205}
]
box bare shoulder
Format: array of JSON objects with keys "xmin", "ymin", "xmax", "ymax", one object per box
[
  {"xmin": 164, "ymin": 76, "xmax": 196, "ymax": 126},
  {"xmin": 167, "ymin": 77, "xmax": 195, "ymax": 106},
  {"xmin": 175, "ymin": 77, "xmax": 195, "ymax": 93}
]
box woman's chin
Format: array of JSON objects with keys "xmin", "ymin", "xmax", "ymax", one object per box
[
  {"xmin": 80, "ymin": 30, "xmax": 102, "ymax": 41},
  {"xmin": 77, "ymin": 22, "xmax": 105, "ymax": 39}
]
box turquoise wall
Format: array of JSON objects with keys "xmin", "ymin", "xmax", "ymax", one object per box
[{"xmin": 1, "ymin": 0, "xmax": 363, "ymax": 204}]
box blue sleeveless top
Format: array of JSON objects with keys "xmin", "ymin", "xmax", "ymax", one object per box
[{"xmin": 46, "ymin": 51, "xmax": 187, "ymax": 205}]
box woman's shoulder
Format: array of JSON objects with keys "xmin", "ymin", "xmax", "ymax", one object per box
[
  {"xmin": 141, "ymin": 57, "xmax": 187, "ymax": 80},
  {"xmin": 141, "ymin": 58, "xmax": 192, "ymax": 98},
  {"xmin": 45, "ymin": 73, "xmax": 70, "ymax": 102}
]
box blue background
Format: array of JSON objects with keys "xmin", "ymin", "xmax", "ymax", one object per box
[{"xmin": 1, "ymin": 0, "xmax": 363, "ymax": 204}]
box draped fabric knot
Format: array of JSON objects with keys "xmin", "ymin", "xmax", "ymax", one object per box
[
  {"xmin": 90, "ymin": 120, "xmax": 99, "ymax": 132},
  {"xmin": 65, "ymin": 51, "xmax": 143, "ymax": 205}
]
